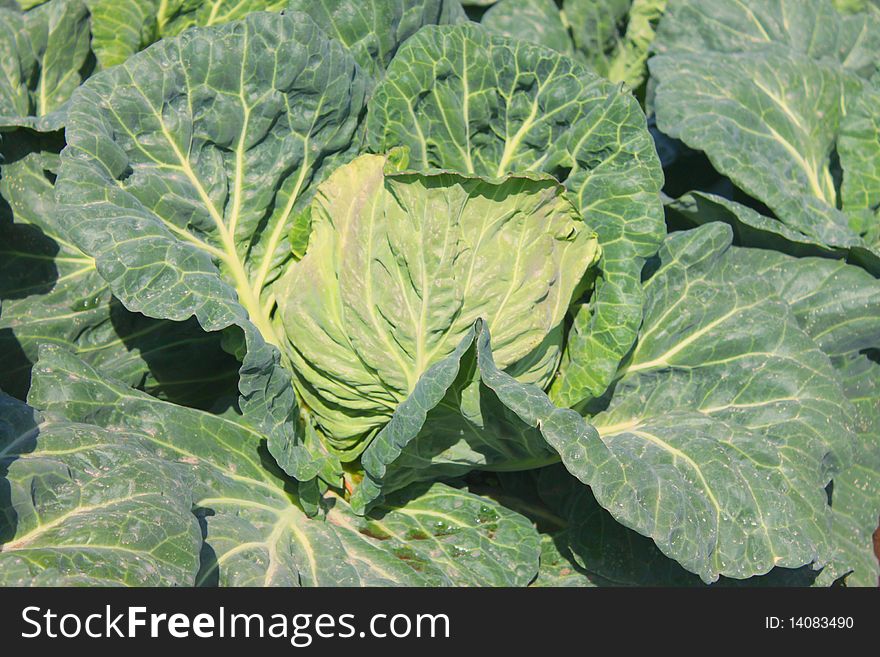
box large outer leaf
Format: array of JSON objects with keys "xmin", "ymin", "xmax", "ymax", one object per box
[
  {"xmin": 276, "ymin": 153, "xmax": 599, "ymax": 458},
  {"xmin": 496, "ymin": 467, "xmax": 701, "ymax": 587},
  {"xmin": 667, "ymin": 190, "xmax": 880, "ymax": 585},
  {"xmin": 287, "ymin": 0, "xmax": 466, "ymax": 78},
  {"xmin": 653, "ymin": 0, "xmax": 880, "ymax": 76},
  {"xmin": 585, "ymin": 224, "xmax": 859, "ymax": 581},
  {"xmin": 56, "ymin": 12, "xmax": 371, "ymax": 479},
  {"xmin": 482, "ymin": 0, "xmax": 576, "ymax": 58},
  {"xmin": 28, "ymin": 346, "xmax": 542, "ymax": 586},
  {"xmin": 820, "ymin": 355, "xmax": 880, "ymax": 585},
  {"xmin": 367, "ymin": 23, "xmax": 665, "ymax": 406},
  {"xmin": 651, "ymin": 0, "xmax": 880, "ymax": 261},
  {"xmin": 728, "ymin": 248, "xmax": 880, "ymax": 585},
  {"xmin": 0, "ymin": 0, "xmax": 91, "ymax": 130},
  {"xmin": 0, "ymin": 133, "xmax": 239, "ymax": 406},
  {"xmin": 0, "ymin": 392, "xmax": 201, "ymax": 585},
  {"xmin": 652, "ymin": 51, "xmax": 861, "ymax": 245},
  {"xmin": 839, "ymin": 75, "xmax": 880, "ymax": 250}
]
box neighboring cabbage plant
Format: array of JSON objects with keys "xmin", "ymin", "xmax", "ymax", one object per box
[
  {"xmin": 0, "ymin": 0, "xmax": 91, "ymax": 130},
  {"xmin": 482, "ymin": 0, "xmax": 668, "ymax": 88},
  {"xmin": 650, "ymin": 0, "xmax": 880, "ymax": 270}
]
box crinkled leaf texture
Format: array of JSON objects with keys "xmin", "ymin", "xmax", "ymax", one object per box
[
  {"xmin": 87, "ymin": 0, "xmax": 465, "ymax": 75},
  {"xmin": 276, "ymin": 153, "xmax": 599, "ymax": 462},
  {"xmin": 728, "ymin": 248, "xmax": 880, "ymax": 585},
  {"xmin": 666, "ymin": 192, "xmax": 880, "ymax": 275},
  {"xmin": 0, "ymin": 0, "xmax": 91, "ymax": 130},
  {"xmin": 26, "ymin": 346, "xmax": 542, "ymax": 586},
  {"xmin": 0, "ymin": 392, "xmax": 202, "ymax": 586},
  {"xmin": 86, "ymin": 0, "xmax": 289, "ymax": 69},
  {"xmin": 483, "ymin": 0, "xmax": 668, "ymax": 88},
  {"xmin": 367, "ymin": 22, "xmax": 665, "ymax": 406},
  {"xmin": 585, "ymin": 224, "xmax": 866, "ymax": 583},
  {"xmin": 651, "ymin": 0, "xmax": 880, "ymax": 266},
  {"xmin": 287, "ymin": 0, "xmax": 466, "ymax": 78},
  {"xmin": 56, "ymin": 11, "xmax": 371, "ymax": 480},
  {"xmin": 0, "ymin": 132, "xmax": 239, "ymax": 406},
  {"xmin": 348, "ymin": 222, "xmax": 865, "ymax": 583}
]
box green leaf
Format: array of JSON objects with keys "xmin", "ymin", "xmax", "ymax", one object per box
[
  {"xmin": 839, "ymin": 76, "xmax": 880, "ymax": 249},
  {"xmin": 585, "ymin": 224, "xmax": 859, "ymax": 582},
  {"xmin": 56, "ymin": 12, "xmax": 371, "ymax": 479},
  {"xmin": 729, "ymin": 247, "xmax": 880, "ymax": 359},
  {"xmin": 85, "ymin": 0, "xmax": 159, "ymax": 69},
  {"xmin": 159, "ymin": 0, "xmax": 289, "ymax": 37},
  {"xmin": 367, "ymin": 22, "xmax": 665, "ymax": 406},
  {"xmin": 666, "ymin": 193, "xmax": 880, "ymax": 275},
  {"xmin": 28, "ymin": 346, "xmax": 542, "ymax": 586},
  {"xmin": 516, "ymin": 466, "xmax": 701, "ymax": 586},
  {"xmin": 665, "ymin": 199, "xmax": 880, "ymax": 586},
  {"xmin": 287, "ymin": 0, "xmax": 466, "ymax": 78},
  {"xmin": 0, "ymin": 0, "xmax": 91, "ymax": 130},
  {"xmin": 87, "ymin": 0, "xmax": 292, "ymax": 69},
  {"xmin": 277, "ymin": 153, "xmax": 599, "ymax": 462},
  {"xmin": 483, "ymin": 0, "xmax": 668, "ymax": 88},
  {"xmin": 653, "ymin": 0, "xmax": 880, "ymax": 78},
  {"xmin": 0, "ymin": 392, "xmax": 202, "ymax": 586},
  {"xmin": 0, "ymin": 132, "xmax": 239, "ymax": 407},
  {"xmin": 87, "ymin": 0, "xmax": 465, "ymax": 74},
  {"xmin": 352, "ymin": 321, "xmax": 563, "ymax": 512},
  {"xmin": 563, "ymin": 0, "xmax": 633, "ymax": 77},
  {"xmin": 651, "ymin": 0, "xmax": 880, "ymax": 262},
  {"xmin": 818, "ymin": 354, "xmax": 880, "ymax": 585},
  {"xmin": 482, "ymin": 0, "xmax": 578, "ymax": 58},
  {"xmin": 709, "ymin": 245, "xmax": 880, "ymax": 585},
  {"xmin": 352, "ymin": 246, "xmax": 851, "ymax": 582}
]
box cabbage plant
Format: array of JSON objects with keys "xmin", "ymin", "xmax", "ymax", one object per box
[{"xmin": 0, "ymin": 0, "xmax": 878, "ymax": 587}]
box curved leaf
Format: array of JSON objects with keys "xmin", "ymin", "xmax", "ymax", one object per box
[
  {"xmin": 482, "ymin": 0, "xmax": 576, "ymax": 58},
  {"xmin": 352, "ymin": 321, "xmax": 563, "ymax": 512},
  {"xmin": 0, "ymin": 0, "xmax": 91, "ymax": 130},
  {"xmin": 357, "ymin": 248, "xmax": 853, "ymax": 582},
  {"xmin": 718, "ymin": 246, "xmax": 880, "ymax": 585},
  {"xmin": 86, "ymin": 0, "xmax": 288, "ymax": 69},
  {"xmin": 0, "ymin": 133, "xmax": 239, "ymax": 405},
  {"xmin": 85, "ymin": 0, "xmax": 160, "ymax": 69},
  {"xmin": 0, "ymin": 392, "xmax": 201, "ymax": 586},
  {"xmin": 28, "ymin": 346, "xmax": 542, "ymax": 587},
  {"xmin": 839, "ymin": 75, "xmax": 880, "ymax": 249},
  {"xmin": 276, "ymin": 153, "xmax": 599, "ymax": 459},
  {"xmin": 483, "ymin": 0, "xmax": 668, "ymax": 88},
  {"xmin": 56, "ymin": 12, "xmax": 371, "ymax": 478},
  {"xmin": 653, "ymin": 0, "xmax": 880, "ymax": 77},
  {"xmin": 651, "ymin": 0, "xmax": 880, "ymax": 262},
  {"xmin": 367, "ymin": 23, "xmax": 665, "ymax": 406},
  {"xmin": 585, "ymin": 224, "xmax": 859, "ymax": 581},
  {"xmin": 666, "ymin": 192, "xmax": 880, "ymax": 275},
  {"xmin": 287, "ymin": 0, "xmax": 466, "ymax": 78},
  {"xmin": 818, "ymin": 354, "xmax": 880, "ymax": 585}
]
